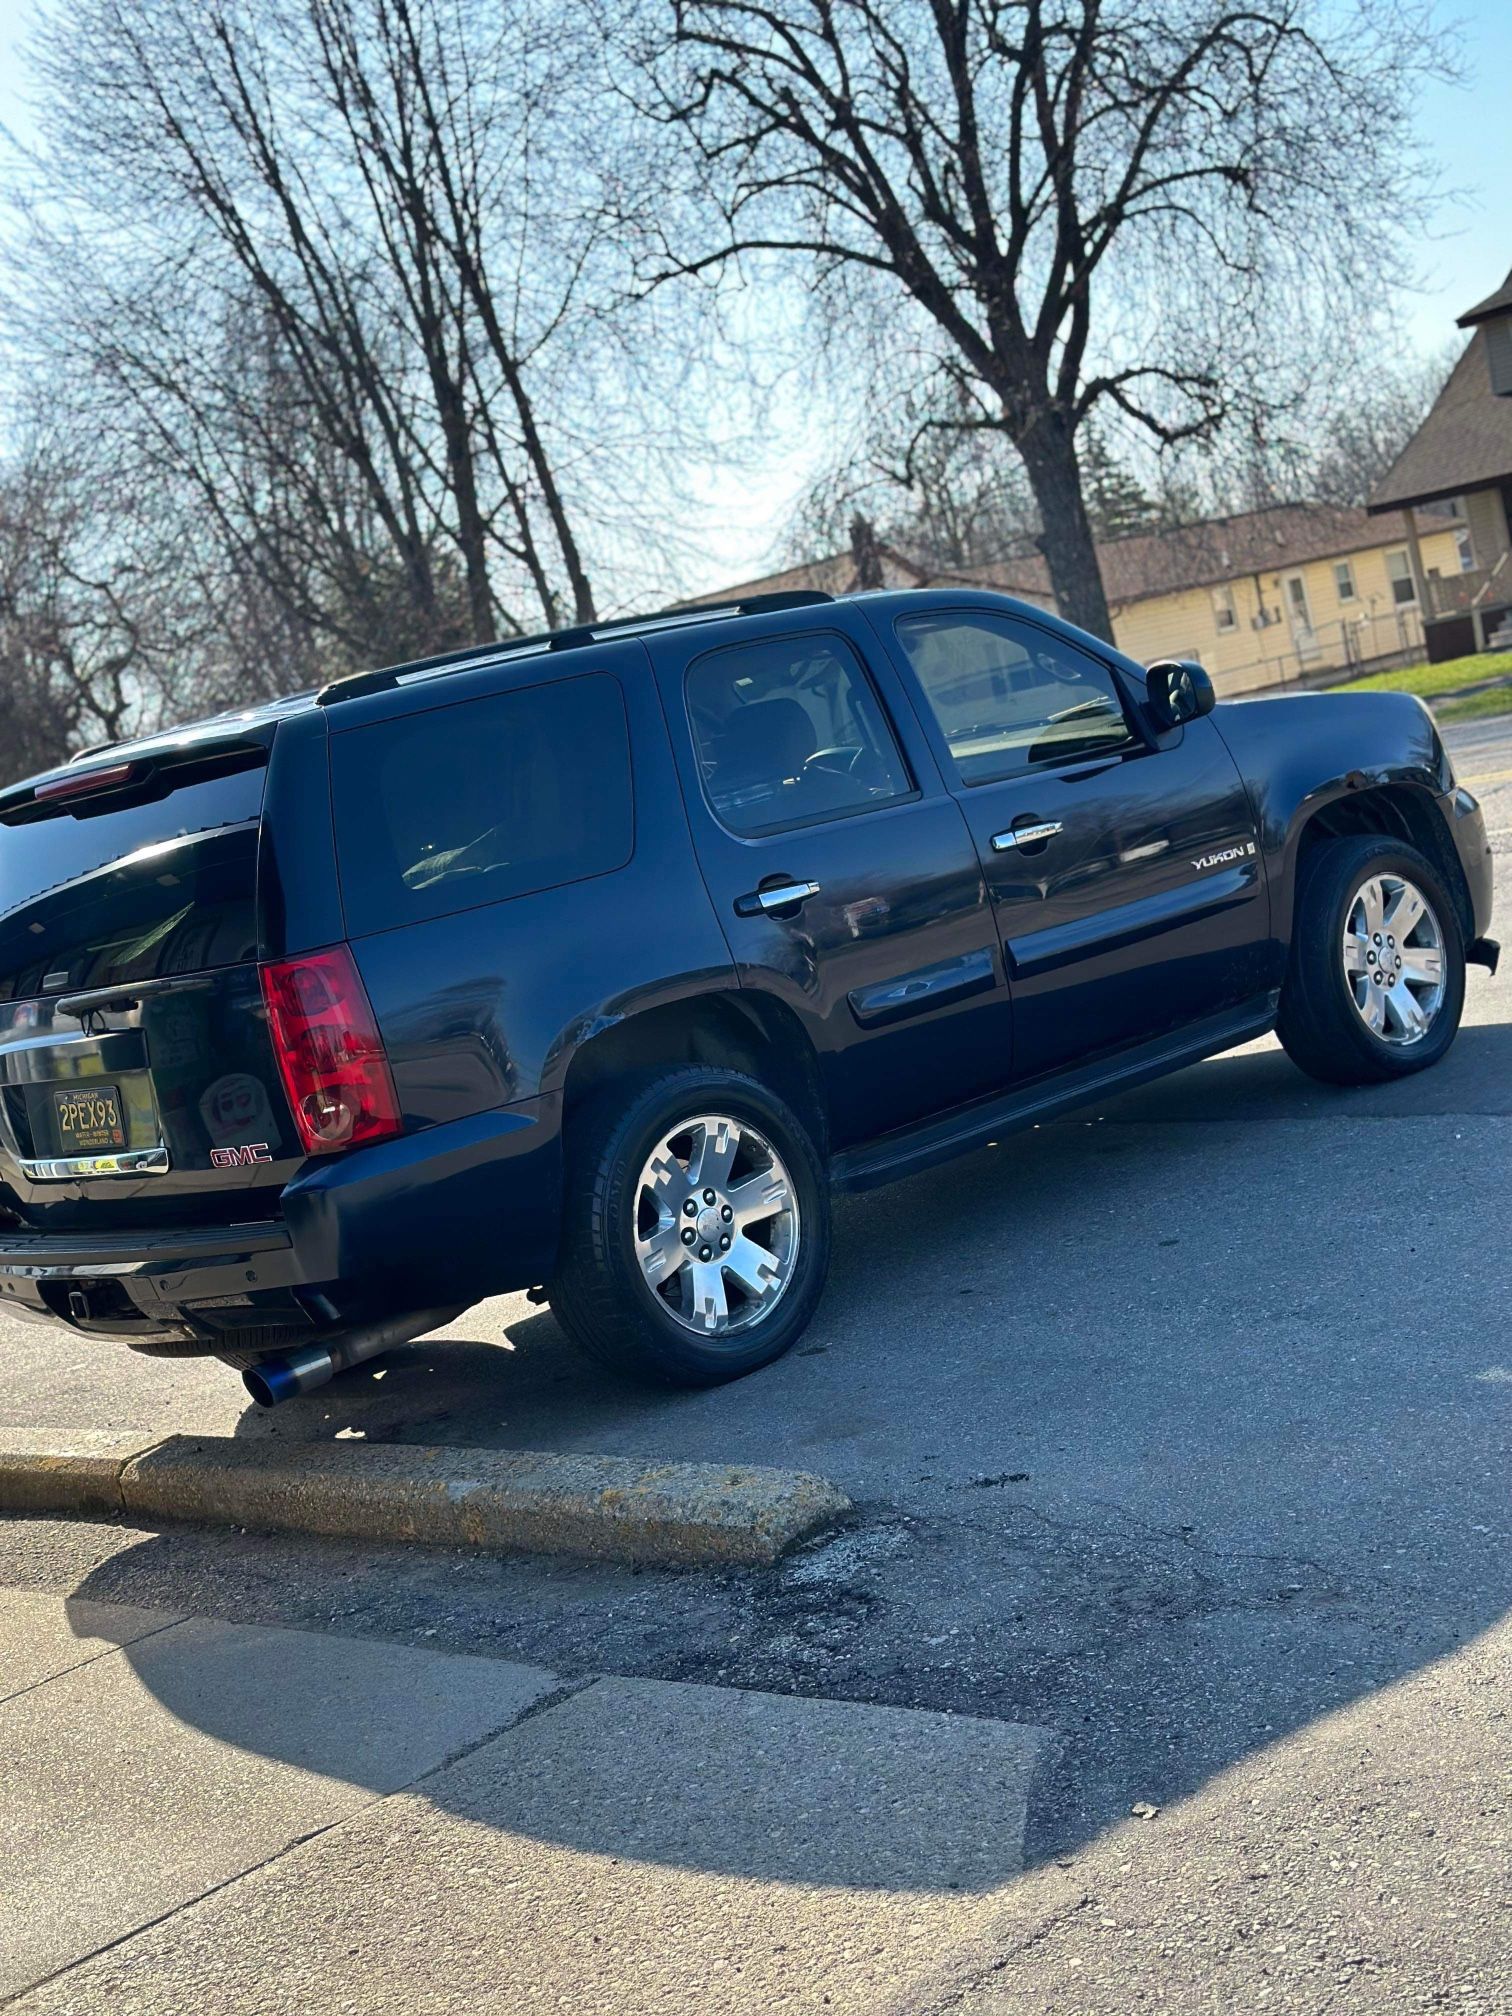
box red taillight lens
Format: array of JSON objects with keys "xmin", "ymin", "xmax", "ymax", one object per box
[
  {"xmin": 34, "ymin": 761, "xmax": 136, "ymax": 802},
  {"xmin": 259, "ymin": 947, "xmax": 402, "ymax": 1156}
]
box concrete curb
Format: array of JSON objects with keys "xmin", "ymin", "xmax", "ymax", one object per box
[
  {"xmin": 0, "ymin": 1431, "xmax": 157, "ymax": 1519},
  {"xmin": 0, "ymin": 1432, "xmax": 852, "ymax": 1567}
]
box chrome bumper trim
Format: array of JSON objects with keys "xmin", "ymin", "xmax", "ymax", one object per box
[{"xmin": 18, "ymin": 1147, "xmax": 171, "ymax": 1182}]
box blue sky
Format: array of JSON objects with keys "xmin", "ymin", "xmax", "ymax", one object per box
[
  {"xmin": 1395, "ymin": 0, "xmax": 1512, "ymax": 350},
  {"xmin": 2, "ymin": 0, "xmax": 1509, "ymax": 583}
]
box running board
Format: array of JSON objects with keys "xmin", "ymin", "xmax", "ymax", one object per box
[{"xmin": 831, "ymin": 994, "xmax": 1280, "ymax": 1194}]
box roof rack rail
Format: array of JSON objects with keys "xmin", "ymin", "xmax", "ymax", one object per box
[{"xmin": 314, "ymin": 588, "xmax": 835, "ymax": 708}]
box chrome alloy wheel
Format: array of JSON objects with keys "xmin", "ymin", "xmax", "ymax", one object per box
[
  {"xmin": 1343, "ymin": 873, "xmax": 1446, "ymax": 1045},
  {"xmin": 632, "ymin": 1114, "xmax": 800, "ymax": 1336}
]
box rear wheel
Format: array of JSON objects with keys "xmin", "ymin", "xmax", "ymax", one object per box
[
  {"xmin": 1278, "ymin": 835, "xmax": 1465, "ymax": 1085},
  {"xmin": 549, "ymin": 1066, "xmax": 829, "ymax": 1386}
]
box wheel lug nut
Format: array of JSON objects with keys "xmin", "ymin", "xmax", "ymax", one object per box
[
  {"xmin": 719, "ymin": 1234, "xmax": 730, "ymax": 1251},
  {"xmin": 720, "ymin": 1204, "xmax": 732, "ymax": 1222},
  {"xmin": 1373, "ymin": 933, "xmax": 1382, "ymax": 945},
  {"xmin": 703, "ymin": 1188, "xmax": 716, "ymax": 1205},
  {"xmin": 699, "ymin": 1245, "xmax": 712, "ymax": 1262},
  {"xmin": 683, "ymin": 1199, "xmax": 697, "ymax": 1217},
  {"xmin": 681, "ymin": 1228, "xmax": 696, "ymax": 1246}
]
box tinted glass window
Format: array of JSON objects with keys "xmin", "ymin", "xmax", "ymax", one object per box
[
  {"xmin": 0, "ymin": 760, "xmax": 265, "ymax": 1003},
  {"xmin": 686, "ymin": 633, "xmax": 912, "ymax": 836},
  {"xmin": 331, "ymin": 674, "xmax": 633, "ymax": 936},
  {"xmin": 895, "ymin": 612, "xmax": 1133, "ymax": 783}
]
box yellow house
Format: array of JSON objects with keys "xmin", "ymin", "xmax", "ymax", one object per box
[
  {"xmin": 1079, "ymin": 504, "xmax": 1466, "ymax": 695},
  {"xmin": 692, "ymin": 502, "xmax": 1467, "ymax": 698}
]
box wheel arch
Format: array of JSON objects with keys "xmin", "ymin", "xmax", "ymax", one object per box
[
  {"xmin": 559, "ymin": 990, "xmax": 829, "ymax": 1156},
  {"xmin": 1284, "ymin": 783, "xmax": 1473, "ymax": 948}
]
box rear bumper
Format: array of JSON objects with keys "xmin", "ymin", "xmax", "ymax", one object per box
[
  {"xmin": 0, "ymin": 1220, "xmax": 298, "ymax": 1339},
  {"xmin": 0, "ymin": 1098, "xmax": 561, "ymax": 1348}
]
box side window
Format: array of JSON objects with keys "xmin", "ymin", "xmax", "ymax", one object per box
[
  {"xmin": 686, "ymin": 632, "xmax": 913, "ymax": 836},
  {"xmin": 894, "ymin": 611, "xmax": 1134, "ymax": 785},
  {"xmin": 330, "ymin": 673, "xmax": 633, "ymax": 935}
]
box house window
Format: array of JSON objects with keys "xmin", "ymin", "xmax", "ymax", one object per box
[
  {"xmin": 1333, "ymin": 561, "xmax": 1357, "ymax": 602},
  {"xmin": 1211, "ymin": 585, "xmax": 1238, "ymax": 632},
  {"xmin": 1385, "ymin": 550, "xmax": 1417, "ymax": 607},
  {"xmin": 1457, "ymin": 527, "xmax": 1475, "ymax": 572}
]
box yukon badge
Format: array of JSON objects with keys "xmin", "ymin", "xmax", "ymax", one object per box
[{"xmin": 1191, "ymin": 840, "xmax": 1258, "ymax": 873}]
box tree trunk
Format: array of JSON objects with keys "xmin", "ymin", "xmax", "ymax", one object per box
[
  {"xmin": 432, "ymin": 363, "xmax": 496, "ymax": 644},
  {"xmin": 849, "ymin": 512, "xmax": 885, "ymax": 588},
  {"xmin": 1015, "ymin": 410, "xmax": 1114, "ymax": 643}
]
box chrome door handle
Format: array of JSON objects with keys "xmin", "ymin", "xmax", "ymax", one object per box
[
  {"xmin": 991, "ymin": 821, "xmax": 1063, "ymax": 852},
  {"xmin": 735, "ymin": 880, "xmax": 822, "ymax": 917}
]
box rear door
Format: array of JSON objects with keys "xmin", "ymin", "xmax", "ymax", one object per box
[
  {"xmin": 0, "ymin": 736, "xmax": 303, "ymax": 1232},
  {"xmin": 879, "ymin": 604, "xmax": 1269, "ymax": 1083},
  {"xmin": 646, "ymin": 611, "xmax": 1012, "ymax": 1147}
]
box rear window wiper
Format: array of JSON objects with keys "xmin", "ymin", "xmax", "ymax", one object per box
[{"xmin": 52, "ymin": 973, "xmax": 218, "ymax": 1021}]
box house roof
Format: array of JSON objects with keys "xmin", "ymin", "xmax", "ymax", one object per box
[
  {"xmin": 1457, "ymin": 268, "xmax": 1512, "ymax": 327},
  {"xmin": 682, "ymin": 553, "xmax": 868, "ymax": 603},
  {"xmin": 689, "ymin": 502, "xmax": 1452, "ymax": 619},
  {"xmin": 1368, "ymin": 329, "xmax": 1512, "ymax": 510},
  {"xmin": 959, "ymin": 504, "xmax": 1453, "ymax": 609}
]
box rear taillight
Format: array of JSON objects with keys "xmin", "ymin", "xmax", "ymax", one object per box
[{"xmin": 260, "ymin": 946, "xmax": 402, "ymax": 1156}]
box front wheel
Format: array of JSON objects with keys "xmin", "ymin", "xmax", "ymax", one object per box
[
  {"xmin": 548, "ymin": 1066, "xmax": 830, "ymax": 1386},
  {"xmin": 1277, "ymin": 834, "xmax": 1466, "ymax": 1085}
]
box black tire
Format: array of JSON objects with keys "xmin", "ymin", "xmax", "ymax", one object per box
[
  {"xmin": 1277, "ymin": 834, "xmax": 1465, "ymax": 1086},
  {"xmin": 548, "ymin": 1065, "xmax": 830, "ymax": 1387}
]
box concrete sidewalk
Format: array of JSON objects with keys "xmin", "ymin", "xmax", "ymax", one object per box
[{"xmin": 0, "ymin": 1590, "xmax": 1050, "ymax": 2013}]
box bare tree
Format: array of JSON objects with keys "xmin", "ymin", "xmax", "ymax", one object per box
[
  {"xmin": 642, "ymin": 0, "xmax": 1452, "ymax": 639},
  {"xmin": 1304, "ymin": 351, "xmax": 1455, "ymax": 511},
  {"xmin": 9, "ymin": 0, "xmax": 695, "ymax": 679},
  {"xmin": 0, "ymin": 418, "xmax": 186, "ymax": 776},
  {"xmin": 792, "ymin": 385, "xmax": 1039, "ymax": 572},
  {"xmin": 1131, "ymin": 346, "xmax": 1455, "ymax": 526}
]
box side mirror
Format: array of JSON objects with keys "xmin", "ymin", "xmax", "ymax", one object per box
[{"xmin": 1146, "ymin": 659, "xmax": 1216, "ymax": 731}]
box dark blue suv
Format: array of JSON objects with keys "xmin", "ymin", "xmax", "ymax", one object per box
[{"xmin": 0, "ymin": 589, "xmax": 1496, "ymax": 1402}]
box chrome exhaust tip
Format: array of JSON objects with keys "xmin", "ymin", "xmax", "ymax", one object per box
[
  {"xmin": 242, "ymin": 1307, "xmax": 463, "ymax": 1408},
  {"xmin": 243, "ymin": 1346, "xmax": 335, "ymax": 1408}
]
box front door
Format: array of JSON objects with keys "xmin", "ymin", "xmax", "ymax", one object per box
[
  {"xmin": 875, "ymin": 603, "xmax": 1271, "ymax": 1084},
  {"xmin": 1284, "ymin": 574, "xmax": 1319, "ymax": 662},
  {"xmin": 646, "ymin": 611, "xmax": 1013, "ymax": 1146}
]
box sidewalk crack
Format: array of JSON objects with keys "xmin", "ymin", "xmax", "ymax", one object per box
[{"xmin": 0, "ymin": 1614, "xmax": 185, "ymax": 1713}]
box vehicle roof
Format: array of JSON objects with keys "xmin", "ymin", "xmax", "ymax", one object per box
[{"xmin": 8, "ymin": 582, "xmax": 1132, "ymax": 796}]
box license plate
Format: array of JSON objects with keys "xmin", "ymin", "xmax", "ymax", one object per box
[{"xmin": 53, "ymin": 1084, "xmax": 127, "ymax": 1156}]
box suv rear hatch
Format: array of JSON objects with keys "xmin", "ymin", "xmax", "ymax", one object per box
[{"xmin": 0, "ymin": 730, "xmax": 304, "ymax": 1240}]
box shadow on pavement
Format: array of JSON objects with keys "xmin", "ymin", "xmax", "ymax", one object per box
[
  {"xmin": 57, "ymin": 1011, "xmax": 1512, "ymax": 1878},
  {"xmin": 1085, "ymin": 1015, "xmax": 1512, "ymax": 1122},
  {"xmin": 51, "ymin": 1590, "xmax": 1046, "ymax": 1902}
]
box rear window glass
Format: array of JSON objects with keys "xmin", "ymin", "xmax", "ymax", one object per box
[
  {"xmin": 0, "ymin": 761, "xmax": 266, "ymax": 1004},
  {"xmin": 331, "ymin": 673, "xmax": 634, "ymax": 936}
]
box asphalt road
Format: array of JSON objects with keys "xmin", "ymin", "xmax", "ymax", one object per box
[{"xmin": 3, "ymin": 713, "xmax": 1510, "ymax": 2010}]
